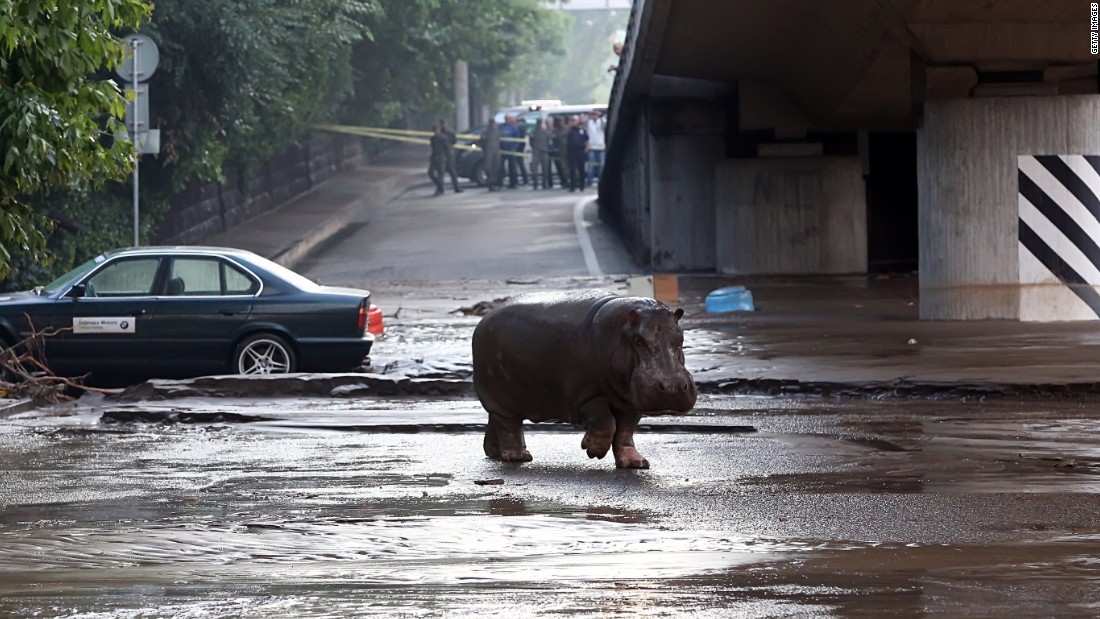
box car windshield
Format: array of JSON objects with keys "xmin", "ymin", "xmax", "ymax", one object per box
[{"xmin": 41, "ymin": 256, "xmax": 102, "ymax": 295}]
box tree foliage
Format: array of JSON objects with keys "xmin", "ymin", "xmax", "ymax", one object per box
[
  {"xmin": 144, "ymin": 0, "xmax": 375, "ymax": 186},
  {"xmin": 0, "ymin": 0, "xmax": 567, "ymax": 290},
  {"xmin": 346, "ymin": 0, "xmax": 564, "ymax": 128},
  {"xmin": 0, "ymin": 0, "xmax": 150, "ymax": 280},
  {"xmin": 521, "ymin": 9, "xmax": 625, "ymax": 105}
]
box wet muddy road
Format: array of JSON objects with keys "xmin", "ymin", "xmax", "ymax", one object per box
[
  {"xmin": 3, "ymin": 395, "xmax": 1100, "ymax": 617},
  {"xmin": 6, "ymin": 182, "xmax": 1100, "ymax": 618}
]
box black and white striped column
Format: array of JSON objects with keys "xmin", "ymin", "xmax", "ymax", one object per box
[{"xmin": 1018, "ymin": 155, "xmax": 1100, "ymax": 321}]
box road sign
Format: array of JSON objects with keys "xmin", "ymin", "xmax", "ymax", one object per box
[
  {"xmin": 124, "ymin": 83, "xmax": 149, "ymax": 132},
  {"xmin": 118, "ymin": 34, "xmax": 159, "ymax": 83},
  {"xmin": 117, "ymin": 33, "xmax": 159, "ymax": 248}
]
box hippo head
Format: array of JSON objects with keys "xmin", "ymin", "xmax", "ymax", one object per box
[{"xmin": 611, "ymin": 301, "xmax": 697, "ymax": 414}]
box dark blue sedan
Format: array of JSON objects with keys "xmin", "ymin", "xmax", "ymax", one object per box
[{"xmin": 0, "ymin": 247, "xmax": 374, "ymax": 380}]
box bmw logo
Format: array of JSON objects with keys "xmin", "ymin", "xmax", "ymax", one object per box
[{"xmin": 120, "ymin": 321, "xmax": 130, "ymax": 330}]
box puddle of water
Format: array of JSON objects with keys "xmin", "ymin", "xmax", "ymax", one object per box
[
  {"xmin": 3, "ymin": 526, "xmax": 1098, "ymax": 617},
  {"xmin": 6, "ymin": 398, "xmax": 1100, "ymax": 616}
]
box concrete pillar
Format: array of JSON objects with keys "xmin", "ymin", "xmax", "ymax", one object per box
[
  {"xmin": 715, "ymin": 157, "xmax": 868, "ymax": 274},
  {"xmin": 645, "ymin": 99, "xmax": 724, "ymax": 271},
  {"xmin": 611, "ymin": 105, "xmax": 652, "ymax": 267},
  {"xmin": 917, "ymin": 95, "xmax": 1100, "ymax": 320},
  {"xmin": 454, "ymin": 60, "xmax": 470, "ymax": 132}
]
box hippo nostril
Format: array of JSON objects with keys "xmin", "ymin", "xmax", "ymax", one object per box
[
  {"xmin": 656, "ymin": 381, "xmax": 667, "ymax": 392},
  {"xmin": 679, "ymin": 381, "xmax": 689, "ymax": 392}
]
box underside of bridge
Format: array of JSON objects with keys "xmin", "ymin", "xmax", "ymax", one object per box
[{"xmin": 601, "ymin": 0, "xmax": 1100, "ymax": 320}]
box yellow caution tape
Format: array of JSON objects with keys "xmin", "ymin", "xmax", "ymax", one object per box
[{"xmin": 314, "ymin": 124, "xmax": 526, "ymax": 145}]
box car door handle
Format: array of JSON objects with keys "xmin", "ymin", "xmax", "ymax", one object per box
[
  {"xmin": 126, "ymin": 309, "xmax": 148, "ymax": 315},
  {"xmin": 218, "ymin": 309, "xmax": 240, "ymax": 316}
]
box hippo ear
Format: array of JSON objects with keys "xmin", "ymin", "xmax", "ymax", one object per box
[
  {"xmin": 626, "ymin": 309, "xmax": 639, "ymax": 324},
  {"xmin": 673, "ymin": 308, "xmax": 684, "ymax": 322}
]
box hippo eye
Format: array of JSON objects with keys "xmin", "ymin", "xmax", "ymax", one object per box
[{"xmin": 633, "ymin": 335, "xmax": 647, "ymax": 348}]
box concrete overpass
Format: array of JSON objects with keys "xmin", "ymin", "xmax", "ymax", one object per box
[{"xmin": 600, "ymin": 0, "xmax": 1100, "ymax": 320}]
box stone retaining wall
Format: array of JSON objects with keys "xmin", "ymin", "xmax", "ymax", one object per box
[{"xmin": 154, "ymin": 133, "xmax": 363, "ymax": 245}]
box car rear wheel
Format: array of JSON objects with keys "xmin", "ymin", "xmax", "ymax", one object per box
[{"xmin": 234, "ymin": 334, "xmax": 296, "ymax": 375}]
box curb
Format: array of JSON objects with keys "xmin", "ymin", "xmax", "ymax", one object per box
[
  {"xmin": 271, "ymin": 170, "xmax": 425, "ymax": 269},
  {"xmin": 105, "ymin": 373, "xmax": 1100, "ymax": 403},
  {"xmin": 701, "ymin": 378, "xmax": 1100, "ymax": 401}
]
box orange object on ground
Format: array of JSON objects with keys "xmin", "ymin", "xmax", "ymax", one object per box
[{"xmin": 368, "ymin": 304, "xmax": 385, "ymax": 335}]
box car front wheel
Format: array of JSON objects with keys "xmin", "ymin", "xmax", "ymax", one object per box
[
  {"xmin": 234, "ymin": 334, "xmax": 296, "ymax": 375},
  {"xmin": 472, "ymin": 161, "xmax": 489, "ymax": 187}
]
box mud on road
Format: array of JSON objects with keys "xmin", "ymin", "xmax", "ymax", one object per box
[{"xmin": 2, "ymin": 394, "xmax": 1100, "ymax": 617}]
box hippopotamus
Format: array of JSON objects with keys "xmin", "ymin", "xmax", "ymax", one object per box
[{"xmin": 471, "ymin": 290, "xmax": 697, "ymax": 469}]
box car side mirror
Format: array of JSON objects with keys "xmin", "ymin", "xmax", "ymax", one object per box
[{"xmin": 68, "ymin": 284, "xmax": 86, "ymax": 299}]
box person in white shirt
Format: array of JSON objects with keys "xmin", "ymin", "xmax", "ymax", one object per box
[{"xmin": 585, "ymin": 110, "xmax": 607, "ymax": 187}]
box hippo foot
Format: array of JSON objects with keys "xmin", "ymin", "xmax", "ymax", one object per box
[
  {"xmin": 580, "ymin": 433, "xmax": 612, "ymax": 459},
  {"xmin": 614, "ymin": 446, "xmax": 650, "ymax": 469},
  {"xmin": 499, "ymin": 449, "xmax": 533, "ymax": 463}
]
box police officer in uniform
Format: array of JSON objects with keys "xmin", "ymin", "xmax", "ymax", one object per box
[
  {"xmin": 553, "ymin": 116, "xmax": 570, "ymax": 189},
  {"xmin": 428, "ymin": 124, "xmax": 448, "ymax": 196},
  {"xmin": 480, "ymin": 119, "xmax": 503, "ymax": 191},
  {"xmin": 565, "ymin": 115, "xmax": 589, "ymax": 192},
  {"xmin": 529, "ymin": 117, "xmax": 551, "ymax": 190},
  {"xmin": 439, "ymin": 119, "xmax": 463, "ymax": 193}
]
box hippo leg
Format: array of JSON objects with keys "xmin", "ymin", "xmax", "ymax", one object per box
[
  {"xmin": 578, "ymin": 398, "xmax": 615, "ymax": 459},
  {"xmin": 484, "ymin": 416, "xmax": 503, "ymax": 459},
  {"xmin": 487, "ymin": 413, "xmax": 532, "ymax": 462},
  {"xmin": 611, "ymin": 410, "xmax": 649, "ymax": 469}
]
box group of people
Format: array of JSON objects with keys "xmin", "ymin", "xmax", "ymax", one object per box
[
  {"xmin": 483, "ymin": 111, "xmax": 607, "ymax": 193},
  {"xmin": 427, "ymin": 110, "xmax": 608, "ymax": 196}
]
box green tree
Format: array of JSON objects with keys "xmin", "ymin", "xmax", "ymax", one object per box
[
  {"xmin": 497, "ymin": 9, "xmax": 572, "ymax": 103},
  {"xmin": 525, "ymin": 9, "xmax": 625, "ymax": 104},
  {"xmin": 346, "ymin": 0, "xmax": 564, "ymax": 128},
  {"xmin": 0, "ymin": 0, "xmax": 150, "ymax": 280},
  {"xmin": 144, "ymin": 0, "xmax": 375, "ymax": 187},
  {"xmin": 1, "ymin": 0, "xmax": 570, "ymax": 290}
]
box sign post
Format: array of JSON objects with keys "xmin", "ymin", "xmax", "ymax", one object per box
[{"xmin": 117, "ymin": 34, "xmax": 159, "ymax": 247}]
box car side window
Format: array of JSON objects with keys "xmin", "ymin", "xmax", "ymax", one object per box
[
  {"xmin": 84, "ymin": 258, "xmax": 160, "ymax": 297},
  {"xmin": 224, "ymin": 262, "xmax": 259, "ymax": 295},
  {"xmin": 168, "ymin": 258, "xmax": 221, "ymax": 296},
  {"xmin": 164, "ymin": 258, "xmax": 259, "ymax": 296}
]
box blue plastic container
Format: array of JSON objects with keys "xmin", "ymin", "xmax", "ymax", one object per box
[{"xmin": 705, "ymin": 286, "xmax": 754, "ymax": 313}]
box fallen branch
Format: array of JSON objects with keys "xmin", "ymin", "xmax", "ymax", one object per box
[
  {"xmin": 0, "ymin": 314, "xmax": 123, "ymax": 404},
  {"xmin": 450, "ymin": 297, "xmax": 511, "ymax": 316}
]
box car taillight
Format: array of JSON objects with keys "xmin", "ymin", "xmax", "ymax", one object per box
[{"xmin": 358, "ymin": 303, "xmax": 367, "ymax": 333}]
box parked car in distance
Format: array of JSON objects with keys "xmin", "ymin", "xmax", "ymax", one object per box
[
  {"xmin": 0, "ymin": 246, "xmax": 375, "ymax": 383},
  {"xmin": 517, "ymin": 103, "xmax": 609, "ymax": 135},
  {"xmin": 493, "ymin": 99, "xmax": 564, "ymax": 124},
  {"xmin": 454, "ymin": 124, "xmax": 491, "ymax": 186},
  {"xmin": 456, "ymin": 103, "xmax": 609, "ymax": 187}
]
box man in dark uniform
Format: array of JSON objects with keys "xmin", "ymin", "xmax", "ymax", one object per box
[
  {"xmin": 529, "ymin": 117, "xmax": 551, "ymax": 190},
  {"xmin": 516, "ymin": 119, "xmax": 530, "ymax": 186},
  {"xmin": 553, "ymin": 116, "xmax": 570, "ymax": 189},
  {"xmin": 480, "ymin": 119, "xmax": 503, "ymax": 191},
  {"xmin": 428, "ymin": 124, "xmax": 448, "ymax": 196},
  {"xmin": 439, "ymin": 119, "xmax": 463, "ymax": 193},
  {"xmin": 499, "ymin": 114, "xmax": 522, "ymax": 189},
  {"xmin": 565, "ymin": 115, "xmax": 589, "ymax": 193}
]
